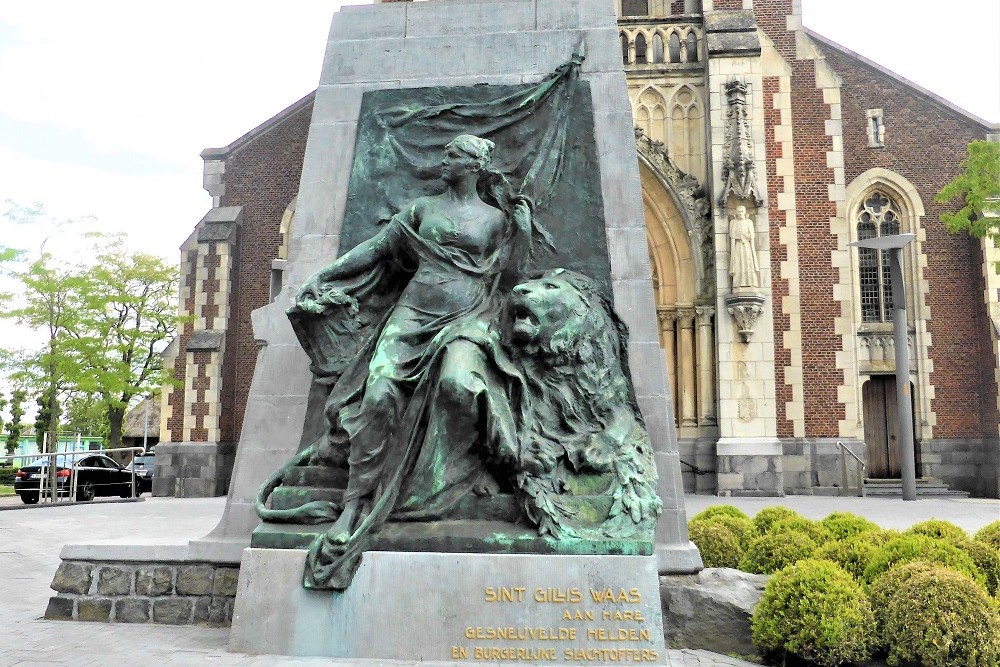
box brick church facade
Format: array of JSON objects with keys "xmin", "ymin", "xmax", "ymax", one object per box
[{"xmin": 153, "ymin": 0, "xmax": 1000, "ymax": 499}]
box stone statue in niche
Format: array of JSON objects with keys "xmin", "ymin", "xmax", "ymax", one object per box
[
  {"xmin": 729, "ymin": 205, "xmax": 760, "ymax": 289},
  {"xmin": 254, "ymin": 56, "xmax": 661, "ymax": 591}
]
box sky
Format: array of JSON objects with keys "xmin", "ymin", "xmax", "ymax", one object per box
[
  {"xmin": 0, "ymin": 0, "xmax": 997, "ymax": 397},
  {"xmin": 0, "ymin": 0, "xmax": 996, "ymax": 263}
]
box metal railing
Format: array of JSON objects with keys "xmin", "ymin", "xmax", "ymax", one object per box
[
  {"xmin": 837, "ymin": 440, "xmax": 866, "ymax": 497},
  {"xmin": 1, "ymin": 446, "xmax": 145, "ymax": 506}
]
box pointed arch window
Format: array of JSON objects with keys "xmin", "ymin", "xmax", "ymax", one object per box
[
  {"xmin": 857, "ymin": 192, "xmax": 901, "ymax": 322},
  {"xmin": 634, "ymin": 33, "xmax": 648, "ymax": 64}
]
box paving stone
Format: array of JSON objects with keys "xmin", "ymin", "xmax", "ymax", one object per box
[
  {"xmin": 176, "ymin": 565, "xmax": 214, "ymax": 595},
  {"xmin": 44, "ymin": 595, "xmax": 75, "ymax": 620},
  {"xmin": 115, "ymin": 598, "xmax": 151, "ymax": 624},
  {"xmin": 51, "ymin": 562, "xmax": 93, "ymax": 595},
  {"xmin": 136, "ymin": 566, "xmax": 174, "ymax": 596},
  {"xmin": 97, "ymin": 566, "xmax": 132, "ymax": 595},
  {"xmin": 152, "ymin": 597, "xmax": 194, "ymax": 625},
  {"xmin": 211, "ymin": 567, "xmax": 239, "ymax": 597},
  {"xmin": 77, "ymin": 598, "xmax": 113, "ymax": 622}
]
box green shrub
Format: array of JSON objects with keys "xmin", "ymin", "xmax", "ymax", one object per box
[
  {"xmin": 815, "ymin": 534, "xmax": 881, "ymax": 581},
  {"xmin": 769, "ymin": 516, "xmax": 833, "ymax": 546},
  {"xmin": 975, "ymin": 520, "xmax": 1000, "ymax": 550},
  {"xmin": 751, "ymin": 559, "xmax": 875, "ymax": 667},
  {"xmin": 820, "ymin": 511, "xmax": 880, "ymax": 540},
  {"xmin": 740, "ymin": 531, "xmax": 818, "ymax": 575},
  {"xmin": 688, "ymin": 521, "xmax": 743, "ymax": 569},
  {"xmin": 863, "ymin": 533, "xmax": 984, "ymax": 587},
  {"xmin": 957, "ymin": 539, "xmax": 1000, "ymax": 596},
  {"xmin": 690, "ymin": 505, "xmax": 750, "ymax": 522},
  {"xmin": 0, "ymin": 466, "xmax": 16, "ymax": 486},
  {"xmin": 691, "ymin": 514, "xmax": 757, "ymax": 550},
  {"xmin": 883, "ymin": 567, "xmax": 1000, "ymax": 667},
  {"xmin": 905, "ymin": 518, "xmax": 968, "ymax": 543},
  {"xmin": 752, "ymin": 506, "xmax": 802, "ymax": 534},
  {"xmin": 868, "ymin": 561, "xmax": 941, "ymax": 641}
]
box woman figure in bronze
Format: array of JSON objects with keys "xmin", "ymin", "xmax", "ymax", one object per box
[{"xmin": 291, "ymin": 135, "xmax": 531, "ymax": 587}]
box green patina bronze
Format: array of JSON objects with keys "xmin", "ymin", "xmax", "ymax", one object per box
[{"xmin": 255, "ymin": 55, "xmax": 661, "ymax": 591}]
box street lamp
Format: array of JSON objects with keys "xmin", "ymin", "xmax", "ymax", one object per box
[{"xmin": 849, "ymin": 233, "xmax": 917, "ymax": 501}]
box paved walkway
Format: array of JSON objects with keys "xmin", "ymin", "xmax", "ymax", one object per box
[{"xmin": 1, "ymin": 494, "xmax": 997, "ymax": 666}]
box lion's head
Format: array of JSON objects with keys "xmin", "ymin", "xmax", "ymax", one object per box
[
  {"xmin": 506, "ymin": 269, "xmax": 640, "ymax": 425},
  {"xmin": 504, "ymin": 269, "xmax": 661, "ymax": 540}
]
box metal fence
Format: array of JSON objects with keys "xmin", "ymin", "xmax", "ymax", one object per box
[{"xmin": 1, "ymin": 446, "xmax": 145, "ymax": 505}]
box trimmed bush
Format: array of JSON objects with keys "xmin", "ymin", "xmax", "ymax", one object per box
[
  {"xmin": 869, "ymin": 560, "xmax": 941, "ymax": 640},
  {"xmin": 769, "ymin": 517, "xmax": 833, "ymax": 546},
  {"xmin": 690, "ymin": 505, "xmax": 750, "ymax": 523},
  {"xmin": 820, "ymin": 511, "xmax": 880, "ymax": 541},
  {"xmin": 691, "ymin": 514, "xmax": 757, "ymax": 550},
  {"xmin": 740, "ymin": 531, "xmax": 818, "ymax": 575},
  {"xmin": 883, "ymin": 567, "xmax": 1000, "ymax": 667},
  {"xmin": 863, "ymin": 533, "xmax": 984, "ymax": 587},
  {"xmin": 0, "ymin": 466, "xmax": 16, "ymax": 486},
  {"xmin": 688, "ymin": 521, "xmax": 743, "ymax": 569},
  {"xmin": 957, "ymin": 539, "xmax": 1000, "ymax": 596},
  {"xmin": 815, "ymin": 534, "xmax": 881, "ymax": 581},
  {"xmin": 905, "ymin": 518, "xmax": 968, "ymax": 543},
  {"xmin": 752, "ymin": 506, "xmax": 802, "ymax": 534},
  {"xmin": 751, "ymin": 559, "xmax": 875, "ymax": 667},
  {"xmin": 975, "ymin": 520, "xmax": 1000, "ymax": 550}
]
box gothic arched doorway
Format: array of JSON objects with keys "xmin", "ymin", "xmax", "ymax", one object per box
[{"xmin": 638, "ymin": 154, "xmax": 716, "ymax": 441}]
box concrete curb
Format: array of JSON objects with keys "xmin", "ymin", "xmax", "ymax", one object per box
[{"xmin": 0, "ymin": 497, "xmax": 146, "ymax": 512}]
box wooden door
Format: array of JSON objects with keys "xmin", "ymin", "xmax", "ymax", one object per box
[{"xmin": 862, "ymin": 376, "xmax": 915, "ymax": 478}]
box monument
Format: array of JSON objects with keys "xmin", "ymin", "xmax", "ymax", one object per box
[
  {"xmin": 224, "ymin": 0, "xmax": 698, "ymax": 661},
  {"xmin": 41, "ymin": 0, "xmax": 699, "ymax": 661}
]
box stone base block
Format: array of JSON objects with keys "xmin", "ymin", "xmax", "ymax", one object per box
[
  {"xmin": 153, "ymin": 442, "xmax": 236, "ymax": 498},
  {"xmin": 715, "ymin": 438, "xmax": 784, "ymax": 497},
  {"xmin": 44, "ymin": 553, "xmax": 239, "ymax": 626},
  {"xmin": 230, "ymin": 549, "xmax": 666, "ymax": 664}
]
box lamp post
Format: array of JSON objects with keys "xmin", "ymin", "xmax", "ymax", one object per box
[{"xmin": 849, "ymin": 233, "xmax": 917, "ymax": 500}]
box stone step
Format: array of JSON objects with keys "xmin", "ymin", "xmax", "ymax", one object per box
[
  {"xmin": 279, "ymin": 465, "xmax": 349, "ymax": 488},
  {"xmin": 269, "ymin": 486, "xmax": 344, "ymax": 511},
  {"xmin": 251, "ymin": 519, "xmax": 654, "ymax": 556},
  {"xmin": 268, "ymin": 487, "xmax": 526, "ymax": 523},
  {"xmin": 863, "ymin": 478, "xmax": 969, "ymax": 497}
]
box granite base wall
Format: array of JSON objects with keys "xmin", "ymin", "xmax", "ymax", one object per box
[
  {"xmin": 921, "ymin": 438, "xmax": 1000, "ymax": 498},
  {"xmin": 44, "ymin": 559, "xmax": 240, "ymax": 626},
  {"xmin": 153, "ymin": 442, "xmax": 236, "ymax": 498},
  {"xmin": 677, "ymin": 438, "xmax": 718, "ymax": 494},
  {"xmin": 780, "ymin": 438, "xmax": 866, "ymax": 495}
]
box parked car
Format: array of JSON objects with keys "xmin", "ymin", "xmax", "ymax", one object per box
[
  {"xmin": 13, "ymin": 454, "xmax": 141, "ymax": 504},
  {"xmin": 124, "ymin": 452, "xmax": 155, "ymax": 494}
]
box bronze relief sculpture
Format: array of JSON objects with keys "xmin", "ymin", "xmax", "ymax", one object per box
[{"xmin": 256, "ymin": 57, "xmax": 661, "ymax": 590}]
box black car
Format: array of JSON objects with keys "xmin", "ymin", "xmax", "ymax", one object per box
[
  {"xmin": 13, "ymin": 454, "xmax": 141, "ymax": 504},
  {"xmin": 124, "ymin": 453, "xmax": 155, "ymax": 493}
]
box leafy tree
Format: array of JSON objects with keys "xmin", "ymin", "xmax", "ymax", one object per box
[
  {"xmin": 936, "ymin": 140, "xmax": 1000, "ymax": 243},
  {"xmin": 5, "ymin": 389, "xmax": 25, "ymax": 456},
  {"xmin": 0, "ymin": 390, "xmax": 6, "ymax": 446},
  {"xmin": 4, "ymin": 253, "xmax": 83, "ymax": 454},
  {"xmin": 64, "ymin": 235, "xmax": 178, "ymax": 447},
  {"xmin": 63, "ymin": 391, "xmax": 110, "ymax": 442},
  {"xmin": 34, "ymin": 387, "xmax": 60, "ymax": 453},
  {"xmin": 0, "ymin": 206, "xmax": 179, "ymax": 451}
]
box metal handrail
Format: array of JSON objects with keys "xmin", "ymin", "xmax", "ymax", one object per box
[
  {"xmin": 836, "ymin": 440, "xmax": 866, "ymax": 498},
  {"xmin": 1, "ymin": 446, "xmax": 145, "ymax": 505}
]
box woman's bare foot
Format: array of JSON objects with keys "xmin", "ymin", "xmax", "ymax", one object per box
[{"xmin": 328, "ymin": 500, "xmax": 361, "ymax": 544}]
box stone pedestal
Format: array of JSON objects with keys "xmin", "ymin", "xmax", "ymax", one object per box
[
  {"xmin": 187, "ymin": 0, "xmax": 698, "ymax": 572},
  {"xmin": 230, "ymin": 549, "xmax": 665, "ymax": 664}
]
